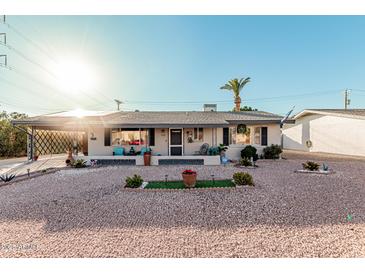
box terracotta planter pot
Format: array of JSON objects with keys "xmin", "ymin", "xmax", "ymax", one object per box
[
  {"xmin": 143, "ymin": 152, "xmax": 151, "ymax": 166},
  {"xmin": 182, "ymin": 173, "xmax": 197, "ymax": 188},
  {"xmin": 67, "ymin": 150, "xmax": 73, "ymax": 161}
]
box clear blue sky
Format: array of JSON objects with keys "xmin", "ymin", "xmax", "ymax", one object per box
[{"xmin": 1, "ymin": 16, "xmax": 365, "ymax": 116}]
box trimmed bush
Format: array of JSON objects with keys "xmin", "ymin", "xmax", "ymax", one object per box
[
  {"xmin": 263, "ymin": 144, "xmax": 282, "ymax": 159},
  {"xmin": 239, "ymin": 158, "xmax": 252, "ymax": 167},
  {"xmin": 233, "ymin": 172, "xmax": 254, "ymax": 186},
  {"xmin": 302, "ymin": 161, "xmax": 320, "ymax": 171},
  {"xmin": 208, "ymin": 146, "xmax": 219, "ymax": 156},
  {"xmin": 241, "ymin": 145, "xmax": 258, "ymax": 161},
  {"xmin": 125, "ymin": 174, "xmax": 144, "ymax": 188}
]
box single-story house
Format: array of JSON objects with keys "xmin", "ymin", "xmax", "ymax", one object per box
[
  {"xmin": 12, "ymin": 105, "xmax": 286, "ymax": 165},
  {"xmin": 283, "ymin": 109, "xmax": 365, "ymax": 157}
]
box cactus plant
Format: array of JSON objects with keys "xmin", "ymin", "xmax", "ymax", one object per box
[{"xmin": 0, "ymin": 174, "xmax": 16, "ymax": 183}]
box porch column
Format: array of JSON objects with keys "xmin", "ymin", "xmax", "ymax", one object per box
[
  {"xmin": 182, "ymin": 128, "xmax": 184, "ymax": 156},
  {"xmin": 215, "ymin": 128, "xmax": 217, "ymax": 146},
  {"xmin": 27, "ymin": 126, "xmax": 34, "ymax": 161}
]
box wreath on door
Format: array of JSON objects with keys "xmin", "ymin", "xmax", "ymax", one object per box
[{"xmin": 237, "ymin": 124, "xmax": 249, "ymax": 135}]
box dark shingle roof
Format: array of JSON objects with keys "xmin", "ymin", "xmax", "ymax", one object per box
[{"xmin": 12, "ymin": 110, "xmax": 284, "ymax": 128}]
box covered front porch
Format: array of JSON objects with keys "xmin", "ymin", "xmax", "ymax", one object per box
[{"xmin": 84, "ymin": 123, "xmax": 280, "ymax": 165}]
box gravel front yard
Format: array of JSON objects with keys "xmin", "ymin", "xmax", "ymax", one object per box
[{"xmin": 0, "ymin": 157, "xmax": 364, "ymax": 257}]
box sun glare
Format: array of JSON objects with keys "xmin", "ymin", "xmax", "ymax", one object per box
[
  {"xmin": 52, "ymin": 57, "xmax": 98, "ymax": 93},
  {"xmin": 70, "ymin": 108, "xmax": 86, "ymax": 118}
]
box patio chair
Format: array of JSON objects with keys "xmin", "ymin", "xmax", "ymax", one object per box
[
  {"xmin": 140, "ymin": 147, "xmax": 148, "ymax": 156},
  {"xmin": 194, "ymin": 143, "xmax": 209, "ymax": 155},
  {"xmin": 113, "ymin": 147, "xmax": 124, "ymax": 156}
]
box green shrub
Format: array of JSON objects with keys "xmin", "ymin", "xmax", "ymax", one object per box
[
  {"xmin": 263, "ymin": 144, "xmax": 282, "ymax": 159},
  {"xmin": 72, "ymin": 159, "xmax": 87, "ymax": 168},
  {"xmin": 218, "ymin": 144, "xmax": 228, "ymax": 153},
  {"xmin": 209, "ymin": 144, "xmax": 229, "ymax": 156},
  {"xmin": 233, "ymin": 172, "xmax": 254, "ymax": 186},
  {"xmin": 239, "ymin": 158, "xmax": 252, "ymax": 167},
  {"xmin": 208, "ymin": 146, "xmax": 219, "ymax": 156},
  {"xmin": 241, "ymin": 145, "xmax": 258, "ymax": 161},
  {"xmin": 302, "ymin": 161, "xmax": 320, "ymax": 171},
  {"xmin": 125, "ymin": 174, "xmax": 144, "ymax": 188}
]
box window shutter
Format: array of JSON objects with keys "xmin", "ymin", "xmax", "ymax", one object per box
[
  {"xmin": 261, "ymin": 127, "xmax": 268, "ymax": 146},
  {"xmin": 104, "ymin": 128, "xmax": 111, "ymax": 146},
  {"xmin": 223, "ymin": 127, "xmax": 229, "ymax": 146},
  {"xmin": 149, "ymin": 128, "xmax": 155, "ymax": 146}
]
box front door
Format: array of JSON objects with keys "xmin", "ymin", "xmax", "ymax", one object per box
[{"xmin": 169, "ymin": 129, "xmax": 183, "ymax": 155}]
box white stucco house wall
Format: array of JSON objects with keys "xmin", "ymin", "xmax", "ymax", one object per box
[{"xmin": 283, "ymin": 109, "xmax": 365, "ymax": 157}]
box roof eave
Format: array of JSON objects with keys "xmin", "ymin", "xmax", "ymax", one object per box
[
  {"xmin": 294, "ymin": 110, "xmax": 365, "ymax": 120},
  {"xmin": 226, "ymin": 119, "xmax": 282, "ymax": 125}
]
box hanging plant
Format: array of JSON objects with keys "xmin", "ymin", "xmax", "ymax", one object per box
[{"xmin": 237, "ymin": 124, "xmax": 249, "ymax": 135}]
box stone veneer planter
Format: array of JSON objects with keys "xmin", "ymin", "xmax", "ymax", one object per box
[{"xmin": 295, "ymin": 169, "xmax": 335, "ymax": 175}]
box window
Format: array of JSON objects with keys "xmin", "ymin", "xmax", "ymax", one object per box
[
  {"xmin": 254, "ymin": 127, "xmax": 261, "ymax": 145},
  {"xmin": 261, "ymin": 127, "xmax": 268, "ymax": 146},
  {"xmin": 229, "ymin": 127, "xmax": 236, "ymax": 144},
  {"xmin": 253, "ymin": 127, "xmax": 268, "ymax": 145},
  {"xmin": 193, "ymin": 128, "xmax": 204, "ymax": 141},
  {"xmin": 111, "ymin": 128, "xmax": 148, "ymax": 146},
  {"xmin": 229, "ymin": 125, "xmax": 251, "ymax": 145},
  {"xmin": 223, "ymin": 127, "xmax": 229, "ymax": 146},
  {"xmin": 104, "ymin": 128, "xmax": 111, "ymax": 146},
  {"xmin": 148, "ymin": 128, "xmax": 155, "ymax": 146}
]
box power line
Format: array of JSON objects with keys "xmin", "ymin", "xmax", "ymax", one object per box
[
  {"xmin": 0, "ymin": 61, "xmax": 112, "ymax": 110},
  {"xmin": 17, "ymin": 16, "xmax": 58, "ymax": 58},
  {"xmin": 2, "ymin": 17, "xmax": 123, "ymax": 109},
  {"xmin": 122, "ymin": 89, "xmax": 342, "ymax": 106},
  {"xmin": 0, "ymin": 40, "xmax": 56, "ymax": 77},
  {"xmin": 3, "ymin": 20, "xmax": 57, "ymax": 63}
]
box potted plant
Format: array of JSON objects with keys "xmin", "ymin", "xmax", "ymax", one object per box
[
  {"xmin": 66, "ymin": 148, "xmax": 73, "ymax": 161},
  {"xmin": 143, "ymin": 148, "xmax": 152, "ymax": 166},
  {"xmin": 218, "ymin": 143, "xmax": 228, "ymax": 156},
  {"xmin": 182, "ymin": 169, "xmax": 197, "ymax": 188}
]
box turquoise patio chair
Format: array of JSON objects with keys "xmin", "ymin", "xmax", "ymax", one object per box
[
  {"xmin": 140, "ymin": 147, "xmax": 152, "ymax": 156},
  {"xmin": 113, "ymin": 147, "xmax": 124, "ymax": 156}
]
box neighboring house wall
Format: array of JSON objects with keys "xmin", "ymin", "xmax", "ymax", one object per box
[
  {"xmin": 283, "ymin": 114, "xmax": 365, "ymax": 157},
  {"xmin": 282, "ymin": 114, "xmax": 317, "ymax": 151}
]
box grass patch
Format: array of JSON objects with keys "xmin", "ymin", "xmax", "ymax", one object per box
[{"xmin": 145, "ymin": 179, "xmax": 235, "ymax": 189}]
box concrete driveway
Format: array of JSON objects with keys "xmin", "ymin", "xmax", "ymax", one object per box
[
  {"xmin": 0, "ymin": 155, "xmax": 66, "ymax": 176},
  {"xmin": 0, "ymin": 157, "xmax": 28, "ymax": 174}
]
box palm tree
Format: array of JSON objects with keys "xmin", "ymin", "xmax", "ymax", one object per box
[{"xmin": 220, "ymin": 77, "xmax": 251, "ymax": 112}]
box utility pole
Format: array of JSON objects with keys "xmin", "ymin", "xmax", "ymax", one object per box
[
  {"xmin": 0, "ymin": 33, "xmax": 6, "ymax": 44},
  {"xmin": 344, "ymin": 89, "xmax": 351, "ymax": 110},
  {"xmin": 0, "ymin": 54, "xmax": 7, "ymax": 66},
  {"xmin": 114, "ymin": 99, "xmax": 123, "ymax": 111},
  {"xmin": 0, "ymin": 20, "xmax": 7, "ymax": 67}
]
